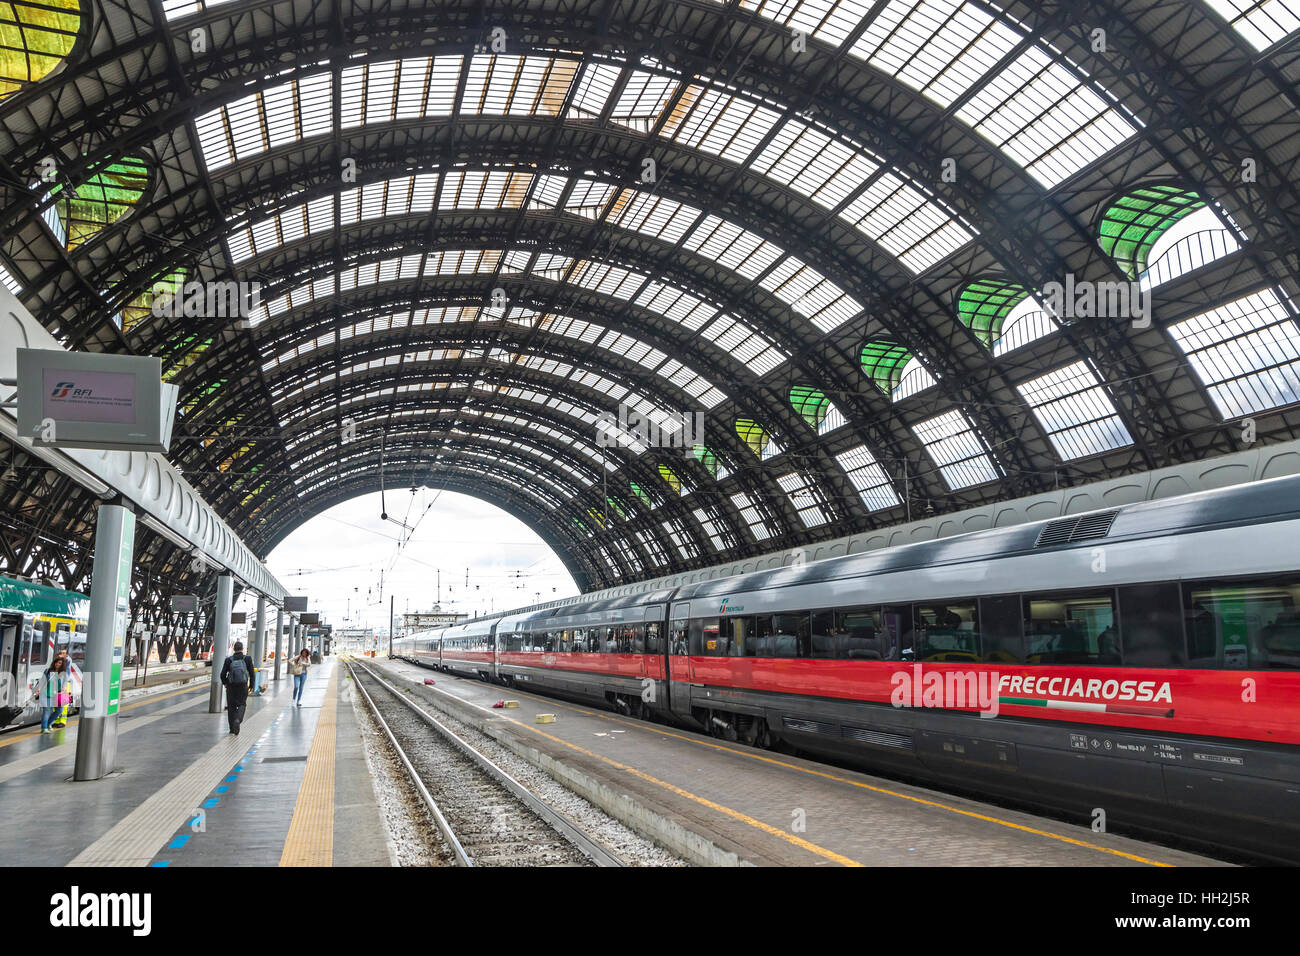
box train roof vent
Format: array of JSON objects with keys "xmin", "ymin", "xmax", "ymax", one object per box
[{"xmin": 1034, "ymin": 509, "xmax": 1119, "ymax": 547}]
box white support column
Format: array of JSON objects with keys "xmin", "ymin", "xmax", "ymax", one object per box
[
  {"xmin": 73, "ymin": 501, "xmax": 136, "ymax": 781},
  {"xmin": 274, "ymin": 607, "xmax": 284, "ymax": 681},
  {"xmin": 208, "ymin": 574, "xmax": 234, "ymax": 713},
  {"xmin": 253, "ymin": 595, "xmax": 266, "ymax": 694}
]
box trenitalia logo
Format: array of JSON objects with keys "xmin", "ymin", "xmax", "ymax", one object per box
[{"xmin": 719, "ymin": 598, "xmax": 744, "ymax": 614}]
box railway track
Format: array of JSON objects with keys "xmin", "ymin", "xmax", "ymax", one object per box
[{"xmin": 345, "ymin": 658, "xmax": 624, "ymax": 867}]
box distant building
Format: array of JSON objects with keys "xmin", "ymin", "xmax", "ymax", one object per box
[{"xmin": 402, "ymin": 608, "xmax": 468, "ymax": 630}]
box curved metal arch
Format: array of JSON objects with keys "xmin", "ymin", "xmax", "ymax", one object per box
[
  {"xmin": 93, "ymin": 110, "xmax": 1218, "ymax": 476},
  {"xmin": 2, "ymin": 0, "xmax": 1289, "ymax": 590},
  {"xmin": 210, "ymin": 226, "xmax": 989, "ymax": 499},
  {"xmin": 252, "ymin": 465, "xmax": 603, "ymax": 589},
  {"xmin": 275, "ymin": 436, "xmax": 688, "ymax": 582},
  {"xmin": 237, "ymin": 367, "xmax": 749, "ymax": 547},
  {"xmin": 12, "ymin": 38, "xmax": 1159, "ymax": 471},
  {"xmin": 256, "ymin": 310, "xmax": 725, "ymax": 417}
]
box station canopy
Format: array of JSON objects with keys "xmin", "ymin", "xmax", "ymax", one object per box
[{"xmin": 2, "ymin": 0, "xmax": 1299, "ymax": 591}]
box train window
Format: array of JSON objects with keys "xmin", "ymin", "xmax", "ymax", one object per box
[
  {"xmin": 629, "ymin": 623, "xmax": 646, "ymax": 654},
  {"xmin": 671, "ymin": 620, "xmax": 689, "ymax": 655},
  {"xmin": 1023, "ymin": 590, "xmax": 1118, "ymax": 665},
  {"xmin": 697, "ymin": 618, "xmax": 722, "ymax": 655},
  {"xmin": 722, "ymin": 617, "xmax": 754, "ymax": 657},
  {"xmin": 646, "ymin": 622, "xmax": 662, "ymax": 654},
  {"xmin": 912, "ymin": 601, "xmax": 980, "ymax": 663},
  {"xmin": 19, "ymin": 623, "xmax": 43, "ymax": 665},
  {"xmin": 1184, "ymin": 576, "xmax": 1300, "ymax": 670},
  {"xmin": 1119, "ymin": 584, "xmax": 1186, "ymax": 667},
  {"xmin": 810, "ymin": 610, "xmax": 836, "ymax": 658},
  {"xmin": 978, "ymin": 595, "xmax": 1024, "ymax": 663},
  {"xmin": 683, "ymin": 619, "xmax": 699, "ymax": 655},
  {"xmin": 881, "ymin": 606, "xmax": 911, "ymax": 661},
  {"xmin": 837, "ymin": 606, "xmax": 888, "ymax": 660},
  {"xmin": 770, "ymin": 613, "xmax": 809, "ymax": 658}
]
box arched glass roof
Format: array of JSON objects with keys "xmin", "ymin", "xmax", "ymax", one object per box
[{"xmin": 3, "ymin": 0, "xmax": 1300, "ymax": 592}]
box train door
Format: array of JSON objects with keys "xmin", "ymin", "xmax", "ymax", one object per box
[
  {"xmin": 1, "ymin": 613, "xmax": 21, "ymax": 717},
  {"xmin": 668, "ymin": 603, "xmax": 693, "ymax": 720}
]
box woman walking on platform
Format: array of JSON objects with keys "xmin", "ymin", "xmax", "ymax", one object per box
[
  {"xmin": 38, "ymin": 656, "xmax": 70, "ymax": 734},
  {"xmin": 289, "ymin": 649, "xmax": 310, "ymax": 706}
]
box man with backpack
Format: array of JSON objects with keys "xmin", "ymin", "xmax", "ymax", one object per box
[{"xmin": 220, "ymin": 641, "xmax": 255, "ymax": 735}]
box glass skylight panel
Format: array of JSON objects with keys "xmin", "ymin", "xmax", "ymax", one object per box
[
  {"xmin": 1203, "ymin": 0, "xmax": 1300, "ymax": 52},
  {"xmin": 663, "ymin": 518, "xmax": 701, "ymax": 560},
  {"xmin": 851, "ymin": 0, "xmax": 1017, "ymax": 107},
  {"xmin": 1140, "ymin": 205, "xmax": 1242, "ymax": 292},
  {"xmin": 568, "ymin": 63, "xmax": 621, "ymax": 118},
  {"xmin": 955, "ymin": 45, "xmax": 1138, "ymax": 189},
  {"xmin": 738, "ymin": 0, "xmax": 869, "ymax": 45},
  {"xmin": 818, "ymin": 400, "xmax": 847, "ymax": 435},
  {"xmin": 777, "ymin": 472, "xmax": 831, "ymax": 527},
  {"xmin": 730, "ymin": 492, "xmax": 774, "ymax": 540},
  {"xmin": 697, "ymin": 314, "xmax": 789, "ymax": 376},
  {"xmin": 602, "ymin": 69, "xmax": 679, "ymax": 131},
  {"xmin": 634, "ymin": 529, "xmax": 669, "ymax": 567},
  {"xmin": 835, "ymin": 444, "xmax": 900, "ymax": 511},
  {"xmin": 196, "ymin": 72, "xmax": 333, "ymax": 171},
  {"xmin": 658, "ymin": 358, "xmax": 727, "ymax": 407},
  {"xmin": 692, "ymin": 507, "xmax": 727, "ymax": 550},
  {"xmin": 608, "ymin": 190, "xmax": 700, "ymax": 245},
  {"xmin": 838, "ymin": 172, "xmax": 974, "ymax": 274},
  {"xmin": 663, "ymin": 86, "xmax": 782, "ymax": 164},
  {"xmin": 573, "ymin": 261, "xmax": 646, "ymax": 300},
  {"xmin": 751, "ymin": 121, "xmax": 880, "ymax": 209},
  {"xmin": 0, "ymin": 261, "xmax": 22, "ymax": 294},
  {"xmin": 913, "ymin": 408, "xmax": 1000, "ymax": 490},
  {"xmin": 888, "ymin": 355, "xmax": 938, "ymax": 402},
  {"xmin": 681, "ymin": 216, "xmax": 782, "ymax": 279},
  {"xmin": 758, "ymin": 257, "xmax": 862, "ymax": 332},
  {"xmin": 1016, "ymin": 361, "xmax": 1133, "ymax": 460},
  {"xmin": 439, "ymin": 169, "xmax": 532, "ymax": 210},
  {"xmin": 635, "ymin": 282, "xmax": 716, "ymax": 332},
  {"xmin": 993, "ymin": 295, "xmax": 1058, "ymax": 356},
  {"xmin": 1168, "ymin": 288, "xmax": 1300, "ymax": 418},
  {"xmin": 849, "ymin": 1, "xmax": 1135, "ymax": 189}
]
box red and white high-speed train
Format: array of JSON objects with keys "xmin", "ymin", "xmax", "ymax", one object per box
[{"xmin": 394, "ymin": 472, "xmax": 1300, "ymax": 861}]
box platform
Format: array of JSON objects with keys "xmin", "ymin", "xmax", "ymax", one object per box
[
  {"xmin": 372, "ymin": 658, "xmax": 1227, "ymax": 867},
  {"xmin": 0, "ymin": 657, "xmax": 392, "ymax": 867}
]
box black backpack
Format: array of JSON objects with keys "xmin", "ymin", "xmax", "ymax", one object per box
[{"xmin": 227, "ymin": 655, "xmax": 249, "ymax": 687}]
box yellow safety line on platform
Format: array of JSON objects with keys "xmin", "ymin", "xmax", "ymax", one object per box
[
  {"xmin": 0, "ymin": 682, "xmax": 207, "ymax": 749},
  {"xmin": 440, "ymin": 672, "xmax": 1174, "ymax": 868},
  {"xmin": 279, "ymin": 665, "xmax": 338, "ymax": 867}
]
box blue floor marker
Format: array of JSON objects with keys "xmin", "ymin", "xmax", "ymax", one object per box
[{"xmin": 167, "ymin": 834, "xmax": 190, "ymax": 850}]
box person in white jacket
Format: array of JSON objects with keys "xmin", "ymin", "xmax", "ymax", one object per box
[{"xmin": 288, "ymin": 649, "xmax": 310, "ymax": 706}]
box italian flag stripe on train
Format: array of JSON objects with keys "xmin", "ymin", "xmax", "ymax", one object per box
[{"xmin": 999, "ymin": 697, "xmax": 1174, "ymax": 718}]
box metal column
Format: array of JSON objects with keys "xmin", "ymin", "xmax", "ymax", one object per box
[
  {"xmin": 208, "ymin": 574, "xmax": 234, "ymax": 713},
  {"xmin": 274, "ymin": 607, "xmax": 284, "ymax": 681},
  {"xmin": 73, "ymin": 502, "xmax": 136, "ymax": 781},
  {"xmin": 253, "ymin": 595, "xmax": 266, "ymax": 694}
]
